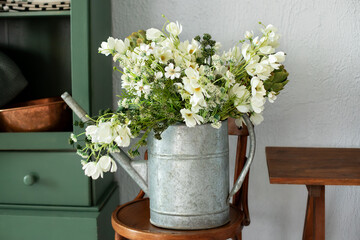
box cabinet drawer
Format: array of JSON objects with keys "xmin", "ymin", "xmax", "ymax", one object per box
[{"xmin": 0, "ymin": 151, "xmax": 91, "ymax": 206}]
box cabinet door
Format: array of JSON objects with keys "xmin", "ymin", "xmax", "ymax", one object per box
[{"xmin": 0, "ymin": 151, "xmax": 91, "ymax": 206}]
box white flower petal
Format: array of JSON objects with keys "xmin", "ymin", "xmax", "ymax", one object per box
[
  {"xmin": 166, "ymin": 21, "xmax": 182, "ymax": 36},
  {"xmin": 146, "ymin": 28, "xmax": 164, "ymax": 41},
  {"xmin": 110, "ymin": 159, "xmax": 118, "ymax": 172},
  {"xmin": 250, "ymin": 113, "xmax": 264, "ymax": 125},
  {"xmin": 180, "ymin": 108, "xmax": 203, "ymax": 127},
  {"xmin": 98, "ymin": 156, "xmax": 112, "ymax": 172}
]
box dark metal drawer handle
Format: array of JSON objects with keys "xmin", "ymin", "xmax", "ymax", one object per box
[{"xmin": 23, "ymin": 174, "xmax": 37, "ymax": 186}]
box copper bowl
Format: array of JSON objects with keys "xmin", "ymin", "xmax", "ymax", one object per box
[{"xmin": 0, "ymin": 97, "xmax": 72, "ymax": 132}]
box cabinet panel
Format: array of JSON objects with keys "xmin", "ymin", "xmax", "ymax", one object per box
[
  {"xmin": 0, "ymin": 210, "xmax": 97, "ymax": 240},
  {"xmin": 0, "ymin": 132, "xmax": 72, "ymax": 150},
  {"xmin": 0, "ymin": 151, "xmax": 91, "ymax": 206},
  {"xmin": 0, "ymin": 185, "xmax": 118, "ymax": 240}
]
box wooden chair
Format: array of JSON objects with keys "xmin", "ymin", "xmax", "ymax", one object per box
[{"xmin": 112, "ymin": 118, "xmax": 252, "ymax": 240}]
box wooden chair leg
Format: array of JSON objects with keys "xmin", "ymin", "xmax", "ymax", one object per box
[
  {"xmin": 231, "ymin": 233, "xmax": 242, "ymax": 240},
  {"xmin": 115, "ymin": 232, "xmax": 126, "ymax": 240},
  {"xmin": 231, "ymin": 231, "xmax": 242, "ymax": 240}
]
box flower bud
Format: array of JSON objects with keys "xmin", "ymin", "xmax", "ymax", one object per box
[
  {"xmin": 166, "ymin": 21, "xmax": 182, "ymax": 36},
  {"xmin": 244, "ymin": 30, "xmax": 254, "ymax": 39},
  {"xmin": 146, "ymin": 28, "xmax": 164, "ymax": 41}
]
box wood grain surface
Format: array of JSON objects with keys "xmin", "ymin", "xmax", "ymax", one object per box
[
  {"xmin": 266, "ymin": 147, "xmax": 360, "ymax": 185},
  {"xmin": 112, "ymin": 198, "xmax": 244, "ymax": 240}
]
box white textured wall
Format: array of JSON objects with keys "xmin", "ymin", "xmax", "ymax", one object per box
[{"xmin": 111, "ymin": 0, "xmax": 360, "ymax": 239}]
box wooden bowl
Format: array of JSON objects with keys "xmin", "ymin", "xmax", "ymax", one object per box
[{"xmin": 0, "ymin": 97, "xmax": 72, "ymax": 132}]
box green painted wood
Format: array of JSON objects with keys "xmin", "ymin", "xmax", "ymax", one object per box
[
  {"xmin": 0, "ymin": 132, "xmax": 72, "ymax": 150},
  {"xmin": 70, "ymin": 0, "xmax": 91, "ymax": 136},
  {"xmin": 0, "ymin": 11, "xmax": 70, "ymax": 18},
  {"xmin": 92, "ymin": 171, "xmax": 114, "ymax": 205},
  {"xmin": 0, "ymin": 185, "xmax": 118, "ymax": 240},
  {"xmin": 0, "ymin": 211, "xmax": 98, "ymax": 240},
  {"xmin": 73, "ymin": 0, "xmax": 115, "ymax": 204},
  {"xmin": 0, "ymin": 183, "xmax": 118, "ymax": 212},
  {"xmin": 89, "ymin": 0, "xmax": 112, "ymax": 115},
  {"xmin": 71, "ymin": 0, "xmax": 90, "ymax": 114},
  {"xmin": 97, "ymin": 185, "xmax": 119, "ymax": 240},
  {"xmin": 0, "ymin": 151, "xmax": 91, "ymax": 206}
]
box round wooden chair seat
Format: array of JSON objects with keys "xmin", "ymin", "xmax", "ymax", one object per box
[{"xmin": 111, "ymin": 198, "xmax": 244, "ymax": 240}]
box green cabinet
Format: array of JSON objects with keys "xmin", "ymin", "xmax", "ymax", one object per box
[
  {"xmin": 0, "ymin": 1, "xmax": 117, "ymax": 239},
  {"xmin": 0, "ymin": 184, "xmax": 118, "ymax": 240}
]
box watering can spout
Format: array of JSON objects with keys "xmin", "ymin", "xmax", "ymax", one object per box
[
  {"xmin": 61, "ymin": 92, "xmax": 149, "ymax": 195},
  {"xmin": 110, "ymin": 151, "xmax": 149, "ymax": 195}
]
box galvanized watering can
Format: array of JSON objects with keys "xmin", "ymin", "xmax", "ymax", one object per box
[{"xmin": 62, "ymin": 92, "xmax": 256, "ymax": 230}]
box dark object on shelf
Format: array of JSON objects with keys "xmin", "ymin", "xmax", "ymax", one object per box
[
  {"xmin": 1, "ymin": 0, "xmax": 71, "ymax": 12},
  {"xmin": 0, "ymin": 4, "xmax": 9, "ymax": 12},
  {"xmin": 0, "ymin": 51, "xmax": 28, "ymax": 107},
  {"xmin": 0, "ymin": 97, "xmax": 72, "ymax": 132}
]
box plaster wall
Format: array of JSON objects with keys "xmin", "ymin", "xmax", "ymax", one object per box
[{"xmin": 111, "ymin": 0, "xmax": 360, "ymax": 239}]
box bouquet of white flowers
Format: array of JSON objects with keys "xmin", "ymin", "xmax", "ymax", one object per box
[{"xmin": 70, "ymin": 19, "xmax": 289, "ymax": 179}]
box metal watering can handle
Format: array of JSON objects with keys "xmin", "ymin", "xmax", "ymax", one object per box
[
  {"xmin": 61, "ymin": 92, "xmax": 150, "ymax": 195},
  {"xmin": 227, "ymin": 114, "xmax": 256, "ymax": 203}
]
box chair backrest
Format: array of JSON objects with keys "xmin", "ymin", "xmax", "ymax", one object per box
[
  {"xmin": 227, "ymin": 117, "xmax": 251, "ymax": 226},
  {"xmin": 137, "ymin": 118, "xmax": 252, "ymax": 226}
]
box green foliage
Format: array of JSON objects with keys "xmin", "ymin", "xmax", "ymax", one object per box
[
  {"xmin": 73, "ymin": 120, "xmax": 84, "ymax": 128},
  {"xmin": 263, "ymin": 66, "xmax": 289, "ymax": 93},
  {"xmin": 127, "ymin": 30, "xmax": 148, "ymax": 50},
  {"xmin": 195, "ymin": 33, "xmax": 217, "ymax": 65}
]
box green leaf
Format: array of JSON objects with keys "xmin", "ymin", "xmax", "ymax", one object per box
[
  {"xmin": 263, "ymin": 66, "xmax": 289, "ymax": 92},
  {"xmin": 273, "ymin": 67, "xmax": 289, "ymax": 83},
  {"xmin": 263, "ymin": 81, "xmax": 272, "ymax": 91},
  {"xmin": 272, "ymin": 80, "xmax": 289, "ymax": 92},
  {"xmin": 272, "ymin": 83, "xmax": 284, "ymax": 92}
]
